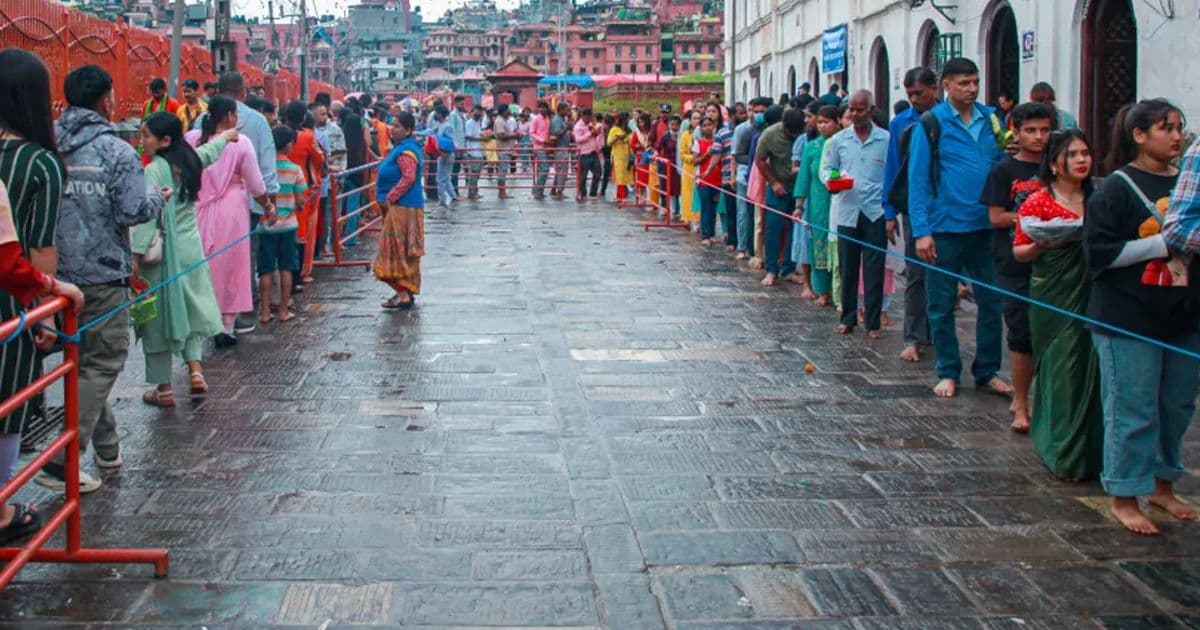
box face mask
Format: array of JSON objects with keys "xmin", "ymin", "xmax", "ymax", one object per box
[{"xmin": 753, "ymin": 113, "xmax": 765, "ymax": 126}]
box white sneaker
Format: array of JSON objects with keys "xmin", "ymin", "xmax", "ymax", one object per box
[{"xmin": 33, "ymin": 469, "xmax": 102, "ymax": 494}]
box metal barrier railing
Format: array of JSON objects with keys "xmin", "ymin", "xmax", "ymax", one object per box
[
  {"xmin": 0, "ymin": 298, "xmax": 168, "ymax": 588},
  {"xmin": 314, "ymin": 160, "xmax": 383, "ymax": 269},
  {"xmin": 633, "ymin": 158, "xmax": 690, "ymax": 232}
]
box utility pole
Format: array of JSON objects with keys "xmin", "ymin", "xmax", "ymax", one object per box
[
  {"xmin": 299, "ymin": 0, "xmax": 310, "ymax": 101},
  {"xmin": 266, "ymin": 0, "xmax": 278, "ymax": 74},
  {"xmin": 210, "ymin": 0, "xmax": 234, "ymax": 73},
  {"xmin": 168, "ymin": 0, "xmax": 185, "ymax": 97}
]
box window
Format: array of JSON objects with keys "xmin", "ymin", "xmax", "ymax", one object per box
[
  {"xmin": 681, "ymin": 61, "xmax": 688, "ymax": 72},
  {"xmin": 709, "ymin": 43, "xmax": 717, "ymax": 54},
  {"xmin": 646, "ymin": 45, "xmax": 653, "ymax": 55},
  {"xmin": 615, "ymin": 47, "xmax": 621, "ymax": 58},
  {"xmin": 646, "ymin": 64, "xmax": 652, "ymax": 73},
  {"xmin": 593, "ymin": 66, "xmax": 599, "ymax": 74},
  {"xmin": 615, "ymin": 63, "xmax": 622, "ymax": 73},
  {"xmin": 708, "ymin": 61, "xmax": 716, "ymax": 71},
  {"xmin": 630, "ymin": 45, "xmax": 637, "ymax": 57}
]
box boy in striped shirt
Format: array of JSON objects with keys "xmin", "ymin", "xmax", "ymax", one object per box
[{"xmin": 259, "ymin": 125, "xmax": 308, "ymax": 324}]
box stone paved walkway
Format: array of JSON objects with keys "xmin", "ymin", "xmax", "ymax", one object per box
[{"xmin": 4, "ymin": 194, "xmax": 1200, "ymax": 628}]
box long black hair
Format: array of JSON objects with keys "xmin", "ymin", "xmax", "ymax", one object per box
[
  {"xmin": 1106, "ymin": 98, "xmax": 1184, "ymax": 173},
  {"xmin": 0, "ymin": 48, "xmax": 58, "ymax": 154},
  {"xmin": 200, "ymin": 95, "xmax": 237, "ymax": 145},
  {"xmin": 341, "ymin": 108, "xmax": 367, "ymax": 185},
  {"xmin": 1040, "ymin": 128, "xmax": 1095, "ymax": 198},
  {"xmin": 144, "ymin": 112, "xmax": 202, "ymax": 204}
]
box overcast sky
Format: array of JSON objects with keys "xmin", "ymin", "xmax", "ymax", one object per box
[{"xmin": 232, "ymin": 0, "xmax": 522, "ymax": 22}]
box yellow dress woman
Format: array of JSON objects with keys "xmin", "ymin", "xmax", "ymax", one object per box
[
  {"xmin": 607, "ymin": 113, "xmax": 633, "ymax": 200},
  {"xmin": 679, "ymin": 110, "xmax": 701, "ymax": 223}
]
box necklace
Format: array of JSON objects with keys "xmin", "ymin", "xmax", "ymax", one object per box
[{"xmin": 1051, "ymin": 184, "xmax": 1085, "ymax": 204}]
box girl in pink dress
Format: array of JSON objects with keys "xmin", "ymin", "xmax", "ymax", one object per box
[{"xmin": 186, "ymin": 96, "xmax": 272, "ymax": 346}]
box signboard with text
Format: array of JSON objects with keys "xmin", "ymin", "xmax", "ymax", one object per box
[{"xmin": 822, "ymin": 24, "xmax": 847, "ymax": 75}]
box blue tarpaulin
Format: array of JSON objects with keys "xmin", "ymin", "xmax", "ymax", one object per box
[{"xmin": 538, "ymin": 75, "xmax": 595, "ymax": 88}]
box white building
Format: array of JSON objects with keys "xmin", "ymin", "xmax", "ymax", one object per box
[{"xmin": 725, "ymin": 0, "xmax": 1199, "ymax": 160}]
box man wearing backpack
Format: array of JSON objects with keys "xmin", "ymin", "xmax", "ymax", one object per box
[
  {"xmin": 883, "ymin": 67, "xmax": 939, "ymax": 363},
  {"xmin": 907, "ymin": 57, "xmax": 1012, "ymax": 399}
]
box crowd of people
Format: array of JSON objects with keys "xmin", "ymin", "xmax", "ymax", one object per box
[
  {"xmin": 0, "ymin": 49, "xmax": 429, "ymax": 544},
  {"xmin": 0, "ymin": 45, "xmax": 1199, "ymax": 543}
]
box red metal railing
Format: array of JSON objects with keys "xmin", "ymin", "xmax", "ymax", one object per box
[
  {"xmin": 315, "ymin": 160, "xmax": 382, "ymax": 269},
  {"xmin": 0, "ymin": 298, "xmax": 168, "ymax": 588},
  {"xmin": 0, "ymin": 0, "xmax": 339, "ymax": 120}
]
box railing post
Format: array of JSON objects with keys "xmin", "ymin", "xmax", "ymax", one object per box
[{"xmin": 63, "ymin": 305, "xmax": 81, "ymax": 553}]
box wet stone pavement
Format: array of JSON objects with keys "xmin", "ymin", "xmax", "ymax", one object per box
[{"xmin": 5, "ymin": 193, "xmax": 1200, "ymax": 629}]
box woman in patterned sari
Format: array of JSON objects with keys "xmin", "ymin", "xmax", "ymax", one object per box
[{"xmin": 374, "ymin": 112, "xmax": 425, "ymax": 310}]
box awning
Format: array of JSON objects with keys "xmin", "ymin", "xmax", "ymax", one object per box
[{"xmin": 537, "ymin": 75, "xmax": 594, "ymax": 88}]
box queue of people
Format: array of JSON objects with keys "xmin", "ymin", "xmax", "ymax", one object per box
[
  {"xmin": 1, "ymin": 44, "xmax": 1199, "ymax": 545},
  {"xmin": 0, "ymin": 51, "xmax": 426, "ymax": 545}
]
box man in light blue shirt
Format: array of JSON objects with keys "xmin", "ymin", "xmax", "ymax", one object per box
[
  {"xmin": 463, "ymin": 105, "xmax": 485, "ymax": 199},
  {"xmin": 821, "ymin": 90, "xmax": 889, "ymax": 335},
  {"xmin": 447, "ymin": 96, "xmax": 468, "ymax": 196},
  {"xmin": 907, "ymin": 58, "xmax": 1009, "ymax": 398}
]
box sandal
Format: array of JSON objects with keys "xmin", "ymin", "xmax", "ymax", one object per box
[
  {"xmin": 834, "ymin": 324, "xmax": 855, "ymax": 335},
  {"xmin": 189, "ymin": 372, "xmax": 208, "ymax": 396},
  {"xmin": 382, "ymin": 294, "xmax": 414, "ymax": 310},
  {"xmin": 0, "ymin": 503, "xmax": 42, "ymax": 545},
  {"xmin": 142, "ymin": 388, "xmax": 175, "ymax": 408}
]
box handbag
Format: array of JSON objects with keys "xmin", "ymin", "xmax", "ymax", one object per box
[{"xmin": 141, "ymin": 227, "xmax": 164, "ymax": 264}]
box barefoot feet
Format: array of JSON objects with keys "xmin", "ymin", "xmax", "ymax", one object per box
[
  {"xmin": 1150, "ymin": 480, "xmax": 1199, "ymax": 521},
  {"xmin": 1009, "ymin": 403, "xmax": 1031, "ymax": 434},
  {"xmin": 933, "ymin": 378, "xmax": 957, "ymax": 398},
  {"xmin": 899, "ymin": 345, "xmax": 921, "ymax": 362},
  {"xmin": 1112, "ymin": 497, "xmax": 1160, "ymax": 535}
]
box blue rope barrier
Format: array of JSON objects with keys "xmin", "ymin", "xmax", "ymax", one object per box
[
  {"xmin": 1, "ymin": 310, "xmax": 26, "ymax": 345},
  {"xmin": 3, "ymin": 225, "xmax": 264, "ymax": 346},
  {"xmin": 694, "ymin": 177, "xmax": 1200, "ymax": 363}
]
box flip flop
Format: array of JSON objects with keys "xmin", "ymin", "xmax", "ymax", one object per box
[{"xmin": 0, "ymin": 503, "xmax": 42, "ymax": 545}]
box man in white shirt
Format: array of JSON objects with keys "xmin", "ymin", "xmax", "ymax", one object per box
[
  {"xmin": 495, "ymin": 108, "xmax": 519, "ymax": 199},
  {"xmin": 463, "ymin": 105, "xmax": 486, "ymax": 200}
]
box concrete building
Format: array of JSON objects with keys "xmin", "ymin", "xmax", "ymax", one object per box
[
  {"xmin": 422, "ymin": 27, "xmax": 507, "ymax": 73},
  {"xmin": 672, "ymin": 15, "xmax": 723, "ymax": 75},
  {"xmin": 725, "ymin": 0, "xmax": 1197, "ymax": 159}
]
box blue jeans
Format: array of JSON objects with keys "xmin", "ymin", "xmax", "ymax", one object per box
[
  {"xmin": 697, "ymin": 185, "xmax": 720, "ymax": 239},
  {"xmin": 924, "ymin": 230, "xmax": 1002, "ymax": 383},
  {"xmin": 720, "ymin": 185, "xmax": 737, "ymax": 247},
  {"xmin": 763, "ymin": 187, "xmax": 795, "ymax": 277},
  {"xmin": 736, "ymin": 181, "xmax": 753, "ymax": 254},
  {"xmin": 437, "ymin": 154, "xmax": 456, "ymax": 205},
  {"xmin": 1093, "ymin": 331, "xmax": 1200, "ymax": 497},
  {"xmin": 534, "ymin": 150, "xmax": 551, "ymax": 197}
]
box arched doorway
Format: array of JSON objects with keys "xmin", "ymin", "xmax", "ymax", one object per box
[
  {"xmin": 808, "ymin": 57, "xmax": 820, "ymax": 95},
  {"xmin": 985, "ymin": 2, "xmax": 1020, "ymax": 106},
  {"xmin": 754, "ymin": 76, "xmax": 761, "ymax": 97},
  {"xmin": 871, "ymin": 37, "xmax": 891, "ymax": 120},
  {"xmin": 918, "ymin": 20, "xmax": 940, "ymax": 69},
  {"xmin": 1082, "ymin": 0, "xmax": 1137, "ymax": 171},
  {"xmin": 787, "ymin": 65, "xmax": 796, "ymax": 99}
]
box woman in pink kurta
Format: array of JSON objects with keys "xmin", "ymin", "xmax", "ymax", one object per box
[{"xmin": 186, "ymin": 96, "xmax": 271, "ymax": 345}]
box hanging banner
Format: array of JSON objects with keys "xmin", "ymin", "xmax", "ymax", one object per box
[{"xmin": 822, "ymin": 23, "xmax": 848, "ymax": 74}]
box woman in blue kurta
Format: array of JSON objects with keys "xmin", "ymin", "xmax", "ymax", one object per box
[{"xmin": 373, "ymin": 111, "xmax": 425, "ymax": 309}]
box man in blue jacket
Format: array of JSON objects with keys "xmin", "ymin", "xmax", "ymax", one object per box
[
  {"xmin": 907, "ymin": 58, "xmax": 1013, "ymax": 399},
  {"xmin": 883, "ymin": 67, "xmax": 939, "ymax": 363}
]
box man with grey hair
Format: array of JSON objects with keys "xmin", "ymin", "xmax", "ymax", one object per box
[{"xmin": 822, "ymin": 89, "xmax": 890, "ymax": 337}]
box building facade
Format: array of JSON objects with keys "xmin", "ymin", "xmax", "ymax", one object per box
[{"xmin": 725, "ymin": 0, "xmax": 1198, "ymax": 158}]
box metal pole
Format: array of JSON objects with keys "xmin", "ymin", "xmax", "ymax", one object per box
[
  {"xmin": 300, "ymin": 0, "xmax": 309, "ymax": 101},
  {"xmin": 167, "ymin": 0, "xmax": 185, "ymax": 98}
]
